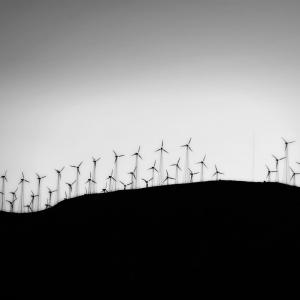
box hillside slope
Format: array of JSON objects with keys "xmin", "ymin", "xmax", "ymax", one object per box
[{"xmin": 1, "ymin": 180, "xmax": 300, "ymax": 292}]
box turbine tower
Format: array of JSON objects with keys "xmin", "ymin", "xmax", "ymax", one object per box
[
  {"xmin": 47, "ymin": 187, "xmax": 56, "ymax": 207},
  {"xmin": 92, "ymin": 157, "xmax": 101, "ymax": 193},
  {"xmin": 1, "ymin": 171, "xmax": 8, "ymax": 211},
  {"xmin": 155, "ymin": 140, "xmax": 168, "ymax": 186},
  {"xmin": 272, "ymin": 155, "xmax": 285, "ymax": 183},
  {"xmin": 181, "ymin": 138, "xmax": 192, "ymax": 183},
  {"xmin": 19, "ymin": 173, "xmax": 29, "ymax": 213},
  {"xmin": 170, "ymin": 158, "xmax": 182, "ymax": 184},
  {"xmin": 70, "ymin": 162, "xmax": 83, "ymax": 197},
  {"xmin": 128, "ymin": 168, "xmax": 136, "ymax": 190},
  {"xmin": 106, "ymin": 170, "xmax": 116, "ymax": 192},
  {"xmin": 55, "ymin": 167, "xmax": 65, "ymax": 204},
  {"xmin": 282, "ymin": 138, "xmax": 295, "ymax": 184},
  {"xmin": 113, "ymin": 151, "xmax": 125, "ymax": 191},
  {"xmin": 132, "ymin": 146, "xmax": 142, "ymax": 189},
  {"xmin": 196, "ymin": 155, "xmax": 207, "ymax": 182},
  {"xmin": 36, "ymin": 173, "xmax": 46, "ymax": 211}
]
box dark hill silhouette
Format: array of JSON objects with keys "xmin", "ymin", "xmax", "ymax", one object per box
[{"xmin": 1, "ymin": 180, "xmax": 300, "ymax": 295}]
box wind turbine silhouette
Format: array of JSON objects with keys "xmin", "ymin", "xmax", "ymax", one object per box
[
  {"xmin": 155, "ymin": 140, "xmax": 169, "ymax": 185},
  {"xmin": 25, "ymin": 204, "xmax": 33, "ymax": 213},
  {"xmin": 163, "ymin": 170, "xmax": 175, "ymax": 185},
  {"xmin": 113, "ymin": 151, "xmax": 125, "ymax": 191},
  {"xmin": 19, "ymin": 173, "xmax": 30, "ymax": 213},
  {"xmin": 265, "ymin": 165, "xmax": 276, "ymax": 182},
  {"xmin": 282, "ymin": 138, "xmax": 295, "ymax": 184},
  {"xmin": 188, "ymin": 168, "xmax": 199, "ymax": 183},
  {"xmin": 70, "ymin": 162, "xmax": 83, "ymax": 197},
  {"xmin": 102, "ymin": 183, "xmax": 108, "ymax": 193},
  {"xmin": 29, "ymin": 191, "xmax": 38, "ymax": 212},
  {"xmin": 272, "ymin": 155, "xmax": 285, "ymax": 182},
  {"xmin": 290, "ymin": 167, "xmax": 300, "ymax": 186},
  {"xmin": 170, "ymin": 158, "xmax": 182, "ymax": 184},
  {"xmin": 36, "ymin": 173, "xmax": 46, "ymax": 211},
  {"xmin": 132, "ymin": 146, "xmax": 143, "ymax": 189},
  {"xmin": 142, "ymin": 178, "xmax": 153, "ymax": 188},
  {"xmin": 196, "ymin": 155, "xmax": 207, "ymax": 182},
  {"xmin": 148, "ymin": 161, "xmax": 158, "ymax": 187},
  {"xmin": 213, "ymin": 165, "xmax": 224, "ymax": 181},
  {"xmin": 66, "ymin": 180, "xmax": 76, "ymax": 199},
  {"xmin": 55, "ymin": 167, "xmax": 64, "ymax": 204},
  {"xmin": 47, "ymin": 187, "xmax": 57, "ymax": 207},
  {"xmin": 181, "ymin": 138, "xmax": 192, "ymax": 183},
  {"xmin": 86, "ymin": 172, "xmax": 96, "ymax": 194},
  {"xmin": 92, "ymin": 157, "xmax": 101, "ymax": 193},
  {"xmin": 128, "ymin": 168, "xmax": 136, "ymax": 189},
  {"xmin": 106, "ymin": 170, "xmax": 116, "ymax": 192},
  {"xmin": 8, "ymin": 188, "xmax": 18, "ymax": 212},
  {"xmin": 1, "ymin": 171, "xmax": 8, "ymax": 211},
  {"xmin": 119, "ymin": 181, "xmax": 133, "ymax": 190}
]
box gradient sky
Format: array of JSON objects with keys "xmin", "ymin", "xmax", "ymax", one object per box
[{"xmin": 0, "ymin": 0, "xmax": 300, "ymax": 208}]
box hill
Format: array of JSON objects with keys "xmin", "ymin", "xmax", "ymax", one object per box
[{"xmin": 1, "ymin": 180, "xmax": 300, "ymax": 294}]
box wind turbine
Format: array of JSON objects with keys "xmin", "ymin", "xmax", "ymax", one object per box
[
  {"xmin": 163, "ymin": 170, "xmax": 175, "ymax": 185},
  {"xmin": 155, "ymin": 140, "xmax": 169, "ymax": 185},
  {"xmin": 170, "ymin": 158, "xmax": 182, "ymax": 184},
  {"xmin": 196, "ymin": 155, "xmax": 208, "ymax": 182},
  {"xmin": 24, "ymin": 204, "xmax": 33, "ymax": 213},
  {"xmin": 265, "ymin": 165, "xmax": 276, "ymax": 182},
  {"xmin": 128, "ymin": 168, "xmax": 136, "ymax": 190},
  {"xmin": 70, "ymin": 162, "xmax": 83, "ymax": 197},
  {"xmin": 1, "ymin": 171, "xmax": 8, "ymax": 211},
  {"xmin": 65, "ymin": 180, "xmax": 76, "ymax": 199},
  {"xmin": 282, "ymin": 138, "xmax": 295, "ymax": 184},
  {"xmin": 102, "ymin": 183, "xmax": 108, "ymax": 193},
  {"xmin": 148, "ymin": 161, "xmax": 158, "ymax": 187},
  {"xmin": 213, "ymin": 165, "xmax": 224, "ymax": 181},
  {"xmin": 272, "ymin": 155, "xmax": 286, "ymax": 182},
  {"xmin": 106, "ymin": 170, "xmax": 116, "ymax": 192},
  {"xmin": 113, "ymin": 151, "xmax": 125, "ymax": 191},
  {"xmin": 19, "ymin": 173, "xmax": 30, "ymax": 213},
  {"xmin": 47, "ymin": 187, "xmax": 57, "ymax": 207},
  {"xmin": 142, "ymin": 178, "xmax": 153, "ymax": 188},
  {"xmin": 92, "ymin": 157, "xmax": 101, "ymax": 193},
  {"xmin": 29, "ymin": 191, "xmax": 38, "ymax": 212},
  {"xmin": 8, "ymin": 188, "xmax": 18, "ymax": 213},
  {"xmin": 132, "ymin": 146, "xmax": 143, "ymax": 189},
  {"xmin": 119, "ymin": 181, "xmax": 133, "ymax": 190},
  {"xmin": 188, "ymin": 168, "xmax": 199, "ymax": 183},
  {"xmin": 86, "ymin": 173, "xmax": 96, "ymax": 194},
  {"xmin": 36, "ymin": 173, "xmax": 46, "ymax": 211},
  {"xmin": 181, "ymin": 138, "xmax": 192, "ymax": 183},
  {"xmin": 290, "ymin": 167, "xmax": 300, "ymax": 186},
  {"xmin": 55, "ymin": 167, "xmax": 65, "ymax": 204}
]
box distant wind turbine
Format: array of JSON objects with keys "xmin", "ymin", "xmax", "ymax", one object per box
[
  {"xmin": 132, "ymin": 146, "xmax": 142, "ymax": 189},
  {"xmin": 290, "ymin": 167, "xmax": 300, "ymax": 186},
  {"xmin": 55, "ymin": 167, "xmax": 64, "ymax": 204},
  {"xmin": 163, "ymin": 170, "xmax": 175, "ymax": 185},
  {"xmin": 8, "ymin": 188, "xmax": 18, "ymax": 213},
  {"xmin": 92, "ymin": 157, "xmax": 101, "ymax": 193},
  {"xmin": 142, "ymin": 178, "xmax": 153, "ymax": 188},
  {"xmin": 119, "ymin": 181, "xmax": 133, "ymax": 190},
  {"xmin": 47, "ymin": 187, "xmax": 57, "ymax": 207},
  {"xmin": 1, "ymin": 171, "xmax": 8, "ymax": 211},
  {"xmin": 66, "ymin": 180, "xmax": 76, "ymax": 199},
  {"xmin": 70, "ymin": 162, "xmax": 83, "ymax": 197},
  {"xmin": 148, "ymin": 161, "xmax": 158, "ymax": 187},
  {"xmin": 155, "ymin": 140, "xmax": 169, "ymax": 185},
  {"xmin": 196, "ymin": 155, "xmax": 207, "ymax": 182},
  {"xmin": 128, "ymin": 168, "xmax": 136, "ymax": 190},
  {"xmin": 170, "ymin": 158, "xmax": 182, "ymax": 184},
  {"xmin": 181, "ymin": 138, "xmax": 192, "ymax": 183},
  {"xmin": 282, "ymin": 138, "xmax": 295, "ymax": 184},
  {"xmin": 188, "ymin": 168, "xmax": 199, "ymax": 183},
  {"xmin": 86, "ymin": 172, "xmax": 96, "ymax": 194},
  {"xmin": 113, "ymin": 151, "xmax": 125, "ymax": 191},
  {"xmin": 272, "ymin": 155, "xmax": 285, "ymax": 183},
  {"xmin": 213, "ymin": 165, "xmax": 224, "ymax": 181},
  {"xmin": 19, "ymin": 173, "xmax": 30, "ymax": 213},
  {"xmin": 36, "ymin": 173, "xmax": 46, "ymax": 211},
  {"xmin": 106, "ymin": 170, "xmax": 116, "ymax": 192}
]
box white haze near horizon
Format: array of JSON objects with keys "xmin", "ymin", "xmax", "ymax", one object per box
[{"xmin": 0, "ymin": 0, "xmax": 299, "ymax": 210}]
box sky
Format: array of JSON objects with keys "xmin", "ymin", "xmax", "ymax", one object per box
[{"xmin": 0, "ymin": 0, "xmax": 300, "ymax": 210}]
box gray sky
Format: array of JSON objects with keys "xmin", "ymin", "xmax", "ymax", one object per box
[{"xmin": 0, "ymin": 0, "xmax": 300, "ymax": 207}]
